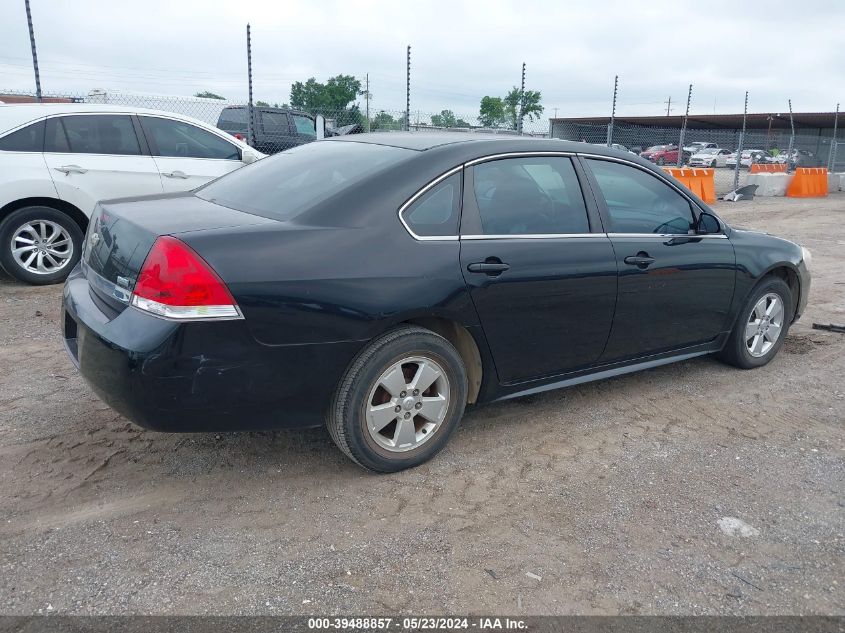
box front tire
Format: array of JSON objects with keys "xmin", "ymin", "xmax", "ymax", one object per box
[
  {"xmin": 717, "ymin": 277, "xmax": 793, "ymax": 369},
  {"xmin": 327, "ymin": 325, "xmax": 468, "ymax": 473},
  {"xmin": 0, "ymin": 206, "xmax": 83, "ymax": 285}
]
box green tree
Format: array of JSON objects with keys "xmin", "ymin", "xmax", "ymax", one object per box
[
  {"xmin": 455, "ymin": 118, "xmax": 471, "ymax": 128},
  {"xmin": 503, "ymin": 87, "xmax": 544, "ymax": 130},
  {"xmin": 290, "ymin": 74, "xmax": 362, "ymax": 117},
  {"xmin": 370, "ymin": 110, "xmax": 402, "ymax": 131},
  {"xmin": 431, "ymin": 109, "xmax": 458, "ymax": 128},
  {"xmin": 255, "ymin": 100, "xmax": 270, "ymax": 107},
  {"xmin": 194, "ymin": 91, "xmax": 226, "ymax": 100},
  {"xmin": 478, "ymin": 96, "xmax": 506, "ymax": 128}
]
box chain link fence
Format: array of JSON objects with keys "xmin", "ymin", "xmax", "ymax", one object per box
[
  {"xmin": 2, "ymin": 88, "xmax": 840, "ymax": 195},
  {"xmin": 552, "ymin": 119, "xmax": 841, "ymax": 195},
  {"xmin": 0, "ymin": 88, "xmax": 553, "ymax": 155}
]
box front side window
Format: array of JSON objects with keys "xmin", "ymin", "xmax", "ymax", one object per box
[
  {"xmin": 471, "ymin": 156, "xmax": 589, "ymax": 235},
  {"xmin": 585, "ymin": 159, "xmax": 694, "ymax": 234},
  {"xmin": 0, "ymin": 120, "xmax": 45, "ymax": 152},
  {"xmin": 140, "ymin": 117, "xmax": 240, "ymax": 160},
  {"xmin": 401, "ymin": 172, "xmax": 461, "ymax": 237},
  {"xmin": 291, "ymin": 114, "xmax": 316, "ymax": 137},
  {"xmin": 53, "ymin": 115, "xmax": 141, "ymax": 155}
]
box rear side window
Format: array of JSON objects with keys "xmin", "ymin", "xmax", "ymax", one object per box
[
  {"xmin": 218, "ymin": 108, "xmax": 247, "ymax": 131},
  {"xmin": 46, "ymin": 115, "xmax": 140, "ymax": 155},
  {"xmin": 291, "ymin": 114, "xmax": 316, "ymax": 137},
  {"xmin": 586, "ymin": 159, "xmax": 694, "ymax": 234},
  {"xmin": 260, "ymin": 111, "xmax": 290, "ymax": 133},
  {"xmin": 471, "ymin": 156, "xmax": 589, "ymax": 235},
  {"xmin": 401, "ymin": 172, "xmax": 461, "ymax": 237},
  {"xmin": 197, "ymin": 141, "xmax": 414, "ymax": 221},
  {"xmin": 139, "ymin": 116, "xmax": 240, "ymax": 160},
  {"xmin": 0, "ymin": 120, "xmax": 45, "ymax": 152}
]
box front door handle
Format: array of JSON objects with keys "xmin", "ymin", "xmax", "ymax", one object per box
[
  {"xmin": 54, "ymin": 164, "xmax": 87, "ymax": 175},
  {"xmin": 467, "ymin": 260, "xmax": 510, "ymax": 275},
  {"xmin": 162, "ymin": 170, "xmax": 189, "ymax": 179},
  {"xmin": 623, "ymin": 252, "xmax": 656, "ymax": 269}
]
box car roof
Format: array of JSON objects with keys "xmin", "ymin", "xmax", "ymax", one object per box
[{"xmin": 0, "ymin": 103, "xmax": 218, "ymax": 133}]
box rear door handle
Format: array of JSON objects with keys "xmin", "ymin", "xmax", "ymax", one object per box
[
  {"xmin": 54, "ymin": 164, "xmax": 87, "ymax": 175},
  {"xmin": 623, "ymin": 253, "xmax": 656, "ymax": 269},
  {"xmin": 467, "ymin": 261, "xmax": 510, "ymax": 275},
  {"xmin": 162, "ymin": 170, "xmax": 189, "ymax": 179}
]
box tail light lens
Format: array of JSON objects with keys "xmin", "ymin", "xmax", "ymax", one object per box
[{"xmin": 131, "ymin": 236, "xmax": 242, "ymax": 320}]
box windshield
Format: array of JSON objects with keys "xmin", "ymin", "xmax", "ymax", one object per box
[
  {"xmin": 197, "ymin": 141, "xmax": 414, "ymax": 220},
  {"xmin": 645, "ymin": 146, "xmax": 666, "ymax": 151}
]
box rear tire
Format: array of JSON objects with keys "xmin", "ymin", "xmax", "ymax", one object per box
[
  {"xmin": 0, "ymin": 206, "xmax": 83, "ymax": 285},
  {"xmin": 717, "ymin": 277, "xmax": 793, "ymax": 369},
  {"xmin": 327, "ymin": 325, "xmax": 468, "ymax": 473}
]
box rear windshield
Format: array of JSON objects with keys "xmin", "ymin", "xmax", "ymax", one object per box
[{"xmin": 196, "ymin": 140, "xmax": 414, "ymax": 220}]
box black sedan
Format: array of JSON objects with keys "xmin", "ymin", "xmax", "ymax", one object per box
[{"xmin": 62, "ymin": 134, "xmax": 811, "ymax": 472}]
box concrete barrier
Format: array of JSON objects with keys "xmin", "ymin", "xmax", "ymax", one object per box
[
  {"xmin": 836, "ymin": 173, "xmax": 845, "ymax": 192},
  {"xmin": 746, "ymin": 173, "xmax": 791, "ymax": 197},
  {"xmin": 828, "ymin": 173, "xmax": 840, "ymax": 193}
]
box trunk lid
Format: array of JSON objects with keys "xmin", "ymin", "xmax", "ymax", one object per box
[{"xmin": 82, "ymin": 192, "xmax": 275, "ymax": 316}]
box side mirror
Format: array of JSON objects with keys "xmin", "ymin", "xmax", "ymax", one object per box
[
  {"xmin": 241, "ymin": 149, "xmax": 259, "ymax": 165},
  {"xmin": 315, "ymin": 114, "xmax": 325, "ymax": 140},
  {"xmin": 696, "ymin": 211, "xmax": 721, "ymax": 234}
]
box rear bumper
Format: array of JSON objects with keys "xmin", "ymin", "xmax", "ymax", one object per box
[{"xmin": 61, "ymin": 265, "xmax": 362, "ymax": 432}]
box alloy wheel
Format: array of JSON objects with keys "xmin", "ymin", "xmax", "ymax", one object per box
[
  {"xmin": 745, "ymin": 293, "xmax": 785, "ymax": 358},
  {"xmin": 11, "ymin": 220, "xmax": 74, "ymax": 275},
  {"xmin": 365, "ymin": 355, "xmax": 451, "ymax": 452}
]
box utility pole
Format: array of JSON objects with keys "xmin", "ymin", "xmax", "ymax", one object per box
[
  {"xmin": 405, "ymin": 45, "xmax": 411, "ymax": 132},
  {"xmin": 24, "ymin": 0, "xmax": 42, "ymax": 102},
  {"xmin": 607, "ymin": 75, "xmax": 618, "ymax": 147},
  {"xmin": 665, "ymin": 96, "xmax": 672, "ymax": 116},
  {"xmin": 517, "ymin": 62, "xmax": 526, "ymax": 134},
  {"xmin": 365, "ymin": 73, "xmax": 370, "ymax": 133},
  {"xmin": 786, "ymin": 99, "xmax": 795, "ymax": 171},
  {"xmin": 246, "ymin": 24, "xmax": 255, "ymax": 146},
  {"xmin": 734, "ymin": 91, "xmax": 749, "ymax": 190},
  {"xmin": 828, "ymin": 102, "xmax": 839, "ymax": 171},
  {"xmin": 677, "ymin": 83, "xmax": 692, "ymax": 167}
]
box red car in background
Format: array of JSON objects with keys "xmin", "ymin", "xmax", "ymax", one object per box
[{"xmin": 639, "ymin": 144, "xmax": 690, "ymax": 165}]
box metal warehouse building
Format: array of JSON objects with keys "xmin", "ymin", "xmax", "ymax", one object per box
[{"xmin": 549, "ymin": 112, "xmax": 843, "ymax": 170}]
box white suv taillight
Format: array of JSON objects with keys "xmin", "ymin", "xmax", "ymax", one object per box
[{"xmin": 131, "ymin": 236, "xmax": 242, "ymax": 320}]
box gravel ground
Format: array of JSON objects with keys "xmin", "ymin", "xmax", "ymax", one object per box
[{"xmin": 1, "ymin": 194, "xmax": 843, "ymax": 616}]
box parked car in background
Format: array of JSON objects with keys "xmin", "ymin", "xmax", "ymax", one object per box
[
  {"xmin": 726, "ymin": 149, "xmax": 767, "ymax": 169},
  {"xmin": 640, "ymin": 144, "xmax": 688, "ymax": 165},
  {"xmin": 688, "ymin": 147, "xmax": 732, "ymax": 168},
  {"xmin": 217, "ymin": 106, "xmax": 319, "ymax": 154},
  {"xmin": 0, "ymin": 104, "xmax": 263, "ymax": 284},
  {"xmin": 773, "ymin": 148, "xmax": 820, "ymax": 169},
  {"xmin": 592, "ymin": 142, "xmax": 637, "ymax": 155},
  {"xmin": 62, "ymin": 134, "xmax": 810, "ymax": 472},
  {"xmin": 684, "ymin": 141, "xmax": 718, "ymax": 155}
]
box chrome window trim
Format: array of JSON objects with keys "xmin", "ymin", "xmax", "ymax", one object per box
[
  {"xmin": 464, "ymin": 151, "xmax": 576, "ymax": 166},
  {"xmin": 461, "ymin": 233, "xmax": 602, "ymax": 240},
  {"xmin": 398, "ymin": 164, "xmax": 463, "ymax": 241},
  {"xmin": 606, "ymin": 232, "xmax": 728, "ymax": 239}
]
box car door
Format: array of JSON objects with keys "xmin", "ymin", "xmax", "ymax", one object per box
[
  {"xmin": 136, "ymin": 115, "xmax": 245, "ymax": 192},
  {"xmin": 459, "ymin": 154, "xmax": 618, "ymax": 384},
  {"xmin": 582, "ymin": 156, "xmax": 737, "ymax": 362},
  {"xmin": 42, "ymin": 114, "xmax": 162, "ymax": 215}
]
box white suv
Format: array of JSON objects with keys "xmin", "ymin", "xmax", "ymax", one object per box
[{"xmin": 0, "ymin": 104, "xmax": 264, "ymax": 284}]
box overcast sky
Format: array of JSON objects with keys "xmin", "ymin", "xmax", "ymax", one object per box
[{"xmin": 1, "ymin": 0, "xmax": 842, "ymax": 120}]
